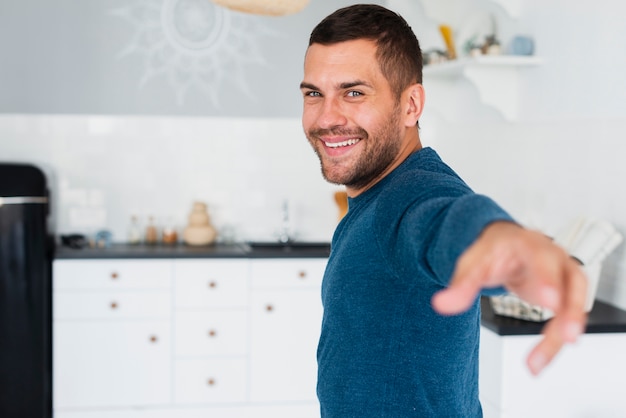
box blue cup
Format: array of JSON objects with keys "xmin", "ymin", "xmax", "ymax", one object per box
[{"xmin": 510, "ymin": 36, "xmax": 535, "ymax": 56}]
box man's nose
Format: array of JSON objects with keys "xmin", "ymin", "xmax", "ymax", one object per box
[{"xmin": 316, "ymin": 97, "xmax": 347, "ymax": 129}]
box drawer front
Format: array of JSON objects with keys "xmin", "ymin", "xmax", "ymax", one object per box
[
  {"xmin": 175, "ymin": 310, "xmax": 248, "ymax": 356},
  {"xmin": 174, "ymin": 358, "xmax": 246, "ymax": 404},
  {"xmin": 54, "ymin": 259, "xmax": 172, "ymax": 290},
  {"xmin": 54, "ymin": 291, "xmax": 171, "ymax": 320},
  {"xmin": 175, "ymin": 260, "xmax": 248, "ymax": 308},
  {"xmin": 250, "ymin": 259, "xmax": 327, "ymax": 289}
]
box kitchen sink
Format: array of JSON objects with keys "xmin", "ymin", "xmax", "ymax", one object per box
[{"xmin": 245, "ymin": 241, "xmax": 331, "ymax": 256}]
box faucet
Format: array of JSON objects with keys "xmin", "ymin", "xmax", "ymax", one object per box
[{"xmin": 278, "ymin": 199, "xmax": 292, "ymax": 243}]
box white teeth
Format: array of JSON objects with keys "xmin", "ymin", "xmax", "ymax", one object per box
[{"xmin": 325, "ymin": 138, "xmax": 360, "ymax": 148}]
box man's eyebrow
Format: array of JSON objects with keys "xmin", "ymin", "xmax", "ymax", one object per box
[
  {"xmin": 339, "ymin": 80, "xmax": 371, "ymax": 89},
  {"xmin": 300, "ymin": 80, "xmax": 373, "ymax": 91},
  {"xmin": 300, "ymin": 82, "xmax": 318, "ymax": 90}
]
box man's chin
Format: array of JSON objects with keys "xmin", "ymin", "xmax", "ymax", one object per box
[{"xmin": 321, "ymin": 168, "xmax": 348, "ymax": 186}]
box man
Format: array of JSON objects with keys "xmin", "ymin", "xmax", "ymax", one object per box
[{"xmin": 299, "ymin": 4, "xmax": 587, "ymax": 417}]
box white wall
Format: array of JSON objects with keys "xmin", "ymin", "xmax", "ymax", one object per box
[
  {"xmin": 393, "ymin": 0, "xmax": 626, "ymax": 309},
  {"xmin": 0, "ymin": 114, "xmax": 340, "ymax": 243},
  {"xmin": 2, "ymin": 0, "xmax": 626, "ymax": 308}
]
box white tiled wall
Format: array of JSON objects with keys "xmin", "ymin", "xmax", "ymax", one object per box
[
  {"xmin": 3, "ymin": 112, "xmax": 624, "ymax": 309},
  {"xmin": 0, "ymin": 114, "xmax": 341, "ymax": 243}
]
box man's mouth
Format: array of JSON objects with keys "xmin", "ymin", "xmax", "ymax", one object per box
[{"xmin": 324, "ymin": 138, "xmax": 361, "ymax": 148}]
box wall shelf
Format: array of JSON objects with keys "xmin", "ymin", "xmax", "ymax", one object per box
[
  {"xmin": 423, "ymin": 55, "xmax": 542, "ymax": 120},
  {"xmin": 490, "ymin": 0, "xmax": 522, "ymax": 18}
]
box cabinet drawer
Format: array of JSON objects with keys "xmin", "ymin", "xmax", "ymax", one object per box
[
  {"xmin": 54, "ymin": 291, "xmax": 171, "ymax": 320},
  {"xmin": 54, "ymin": 259, "xmax": 172, "ymax": 290},
  {"xmin": 175, "ymin": 310, "xmax": 248, "ymax": 356},
  {"xmin": 175, "ymin": 260, "xmax": 248, "ymax": 308},
  {"xmin": 250, "ymin": 259, "xmax": 326, "ymax": 289},
  {"xmin": 174, "ymin": 358, "xmax": 246, "ymax": 404},
  {"xmin": 54, "ymin": 320, "xmax": 171, "ymax": 408}
]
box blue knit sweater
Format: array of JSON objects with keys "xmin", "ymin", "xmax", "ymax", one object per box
[{"xmin": 317, "ymin": 147, "xmax": 513, "ymax": 417}]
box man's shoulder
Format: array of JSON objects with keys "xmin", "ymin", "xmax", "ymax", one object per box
[{"xmin": 382, "ymin": 149, "xmax": 472, "ymax": 201}]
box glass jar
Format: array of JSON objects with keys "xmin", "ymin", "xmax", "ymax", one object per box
[
  {"xmin": 144, "ymin": 216, "xmax": 159, "ymax": 245},
  {"xmin": 127, "ymin": 215, "xmax": 142, "ymax": 245}
]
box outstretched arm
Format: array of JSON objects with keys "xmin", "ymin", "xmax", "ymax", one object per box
[{"xmin": 432, "ymin": 221, "xmax": 588, "ymax": 375}]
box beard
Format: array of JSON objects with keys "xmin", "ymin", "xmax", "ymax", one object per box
[{"xmin": 306, "ymin": 105, "xmax": 403, "ymax": 191}]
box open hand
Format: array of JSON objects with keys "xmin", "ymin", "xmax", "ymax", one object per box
[{"xmin": 431, "ymin": 221, "xmax": 588, "ymax": 375}]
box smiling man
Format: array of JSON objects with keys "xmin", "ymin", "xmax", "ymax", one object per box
[{"xmin": 300, "ymin": 4, "xmax": 587, "ymax": 417}]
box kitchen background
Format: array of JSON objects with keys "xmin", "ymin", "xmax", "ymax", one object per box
[{"xmin": 2, "ymin": 0, "xmax": 626, "ymax": 307}]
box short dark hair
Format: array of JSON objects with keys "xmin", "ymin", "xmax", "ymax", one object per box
[{"xmin": 308, "ymin": 4, "xmax": 423, "ymax": 99}]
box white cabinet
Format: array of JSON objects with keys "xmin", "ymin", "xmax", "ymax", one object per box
[
  {"xmin": 175, "ymin": 310, "xmax": 248, "ymax": 357},
  {"xmin": 54, "ymin": 320, "xmax": 171, "ymax": 409},
  {"xmin": 173, "ymin": 259, "xmax": 249, "ymax": 405},
  {"xmin": 174, "ymin": 357, "xmax": 248, "ymax": 404},
  {"xmin": 479, "ymin": 327, "xmax": 626, "ymax": 418},
  {"xmin": 174, "ymin": 259, "xmax": 248, "ymax": 309},
  {"xmin": 53, "ymin": 255, "xmax": 327, "ymax": 418},
  {"xmin": 53, "ymin": 259, "xmax": 172, "ymax": 409},
  {"xmin": 249, "ymin": 259, "xmax": 325, "ymax": 404}
]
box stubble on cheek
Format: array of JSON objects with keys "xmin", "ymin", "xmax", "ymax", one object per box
[
  {"xmin": 306, "ymin": 129, "xmax": 365, "ymax": 186},
  {"xmin": 307, "ymin": 137, "xmax": 343, "ymax": 185}
]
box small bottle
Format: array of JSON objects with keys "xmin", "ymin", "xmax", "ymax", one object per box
[
  {"xmin": 127, "ymin": 215, "xmax": 142, "ymax": 245},
  {"xmin": 161, "ymin": 217, "xmax": 178, "ymax": 245},
  {"xmin": 145, "ymin": 216, "xmax": 159, "ymax": 245}
]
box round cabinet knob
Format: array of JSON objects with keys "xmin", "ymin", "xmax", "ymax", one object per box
[
  {"xmin": 110, "ymin": 301, "xmax": 118, "ymax": 310},
  {"xmin": 208, "ymin": 280, "xmax": 217, "ymax": 289},
  {"xmin": 298, "ymin": 270, "xmax": 307, "ymax": 279},
  {"xmin": 149, "ymin": 335, "xmax": 158, "ymax": 343},
  {"xmin": 208, "ymin": 329, "xmax": 217, "ymax": 338},
  {"xmin": 265, "ymin": 304, "xmax": 274, "ymax": 312},
  {"xmin": 207, "ymin": 378, "xmax": 216, "ymax": 386},
  {"xmin": 111, "ymin": 272, "xmax": 119, "ymax": 280}
]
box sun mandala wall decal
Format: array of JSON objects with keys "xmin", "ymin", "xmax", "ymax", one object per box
[{"xmin": 111, "ymin": 0, "xmax": 279, "ymax": 107}]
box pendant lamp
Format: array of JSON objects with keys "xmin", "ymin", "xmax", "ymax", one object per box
[{"xmin": 211, "ymin": 0, "xmax": 310, "ymax": 16}]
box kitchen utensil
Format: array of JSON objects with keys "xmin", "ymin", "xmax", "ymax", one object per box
[
  {"xmin": 334, "ymin": 191, "xmax": 348, "ymax": 221},
  {"xmin": 439, "ymin": 24, "xmax": 457, "ymax": 59}
]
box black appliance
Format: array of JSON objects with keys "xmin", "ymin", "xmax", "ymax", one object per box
[{"xmin": 0, "ymin": 163, "xmax": 52, "ymax": 417}]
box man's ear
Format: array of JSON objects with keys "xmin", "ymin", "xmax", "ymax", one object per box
[{"xmin": 403, "ymin": 83, "xmax": 425, "ymax": 127}]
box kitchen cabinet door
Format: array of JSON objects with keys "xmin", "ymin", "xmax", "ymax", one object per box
[
  {"xmin": 249, "ymin": 288, "xmax": 322, "ymax": 403},
  {"xmin": 53, "ymin": 320, "xmax": 171, "ymax": 409},
  {"xmin": 479, "ymin": 326, "xmax": 626, "ymax": 417},
  {"xmin": 249, "ymin": 258, "xmax": 325, "ymax": 404}
]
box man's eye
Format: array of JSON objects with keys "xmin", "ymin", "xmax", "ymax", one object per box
[
  {"xmin": 305, "ymin": 91, "xmax": 321, "ymax": 97},
  {"xmin": 347, "ymin": 91, "xmax": 362, "ymax": 97}
]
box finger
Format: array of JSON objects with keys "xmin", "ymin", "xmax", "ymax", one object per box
[
  {"xmin": 527, "ymin": 263, "xmax": 588, "ymax": 375},
  {"xmin": 432, "ymin": 251, "xmax": 490, "ymax": 315},
  {"xmin": 527, "ymin": 317, "xmax": 565, "ymax": 375},
  {"xmin": 539, "ymin": 260, "xmax": 586, "ymax": 342},
  {"xmin": 558, "ymin": 261, "xmax": 588, "ymax": 343},
  {"xmin": 502, "ymin": 245, "xmax": 566, "ymax": 311}
]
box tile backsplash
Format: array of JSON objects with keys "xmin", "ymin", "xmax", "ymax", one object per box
[
  {"xmin": 2, "ymin": 112, "xmax": 626, "ymax": 310},
  {"xmin": 0, "ymin": 114, "xmax": 341, "ymax": 244}
]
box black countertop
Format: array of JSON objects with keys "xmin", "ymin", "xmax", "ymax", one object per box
[
  {"xmin": 480, "ymin": 296, "xmax": 626, "ymax": 336},
  {"xmin": 54, "ymin": 242, "xmax": 332, "ymax": 259}
]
